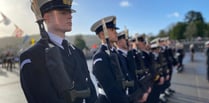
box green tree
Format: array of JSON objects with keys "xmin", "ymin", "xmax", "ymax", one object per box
[
  {"xmin": 74, "ymin": 35, "xmax": 87, "ymax": 50},
  {"xmin": 184, "ymin": 10, "xmax": 206, "ymax": 38},
  {"xmin": 157, "ymin": 10, "xmax": 209, "ymax": 40},
  {"xmin": 169, "ymin": 22, "xmax": 187, "ymax": 39},
  {"xmin": 158, "ymin": 30, "xmax": 168, "ymax": 37},
  {"xmin": 166, "ymin": 10, "xmax": 208, "ymax": 39},
  {"xmin": 195, "ymin": 21, "xmax": 207, "ymax": 37},
  {"xmin": 184, "ymin": 22, "xmax": 197, "ymax": 39},
  {"xmin": 184, "ymin": 10, "xmax": 204, "ymax": 23},
  {"xmin": 205, "ymin": 23, "xmax": 209, "ymax": 37}
]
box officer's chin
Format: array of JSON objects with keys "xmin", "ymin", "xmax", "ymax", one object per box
[{"xmin": 66, "ymin": 28, "xmax": 72, "ymax": 32}]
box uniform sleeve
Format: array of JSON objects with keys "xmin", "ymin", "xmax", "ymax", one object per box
[
  {"xmin": 127, "ymin": 51, "xmax": 137, "ymax": 80},
  {"xmin": 207, "ymin": 49, "xmax": 209, "ymax": 64},
  {"xmin": 169, "ymin": 49, "xmax": 178, "ymax": 66},
  {"xmin": 20, "ymin": 53, "xmax": 37, "ymax": 103},
  {"xmin": 92, "ymin": 53, "xmax": 129, "ymax": 103},
  {"xmin": 20, "ymin": 52, "xmax": 62, "ymax": 103}
]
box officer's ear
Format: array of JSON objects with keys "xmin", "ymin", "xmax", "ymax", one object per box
[
  {"xmin": 43, "ymin": 11, "xmax": 52, "ymax": 23},
  {"xmin": 43, "ymin": 13, "xmax": 49, "ymax": 21}
]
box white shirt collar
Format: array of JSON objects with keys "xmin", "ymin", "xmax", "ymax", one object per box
[
  {"xmin": 143, "ymin": 50, "xmax": 150, "ymax": 54},
  {"xmin": 101, "ymin": 43, "xmax": 108, "ymax": 47},
  {"xmin": 48, "ymin": 32, "xmax": 65, "ymax": 49},
  {"xmin": 137, "ymin": 49, "xmax": 141, "ymax": 53},
  {"xmin": 162, "ymin": 46, "xmax": 166, "ymax": 49},
  {"xmin": 117, "ymin": 48, "xmax": 127, "ymax": 55},
  {"xmin": 153, "ymin": 52, "xmax": 158, "ymax": 57},
  {"xmin": 153, "ymin": 52, "xmax": 159, "ymax": 60},
  {"xmin": 102, "ymin": 43, "xmax": 114, "ymax": 50},
  {"xmin": 47, "ymin": 32, "xmax": 76, "ymax": 50}
]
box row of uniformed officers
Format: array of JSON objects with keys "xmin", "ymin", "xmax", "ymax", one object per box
[
  {"xmin": 19, "ymin": 0, "xmax": 178, "ymax": 103},
  {"xmin": 91, "ymin": 16, "xmax": 177, "ymax": 103}
]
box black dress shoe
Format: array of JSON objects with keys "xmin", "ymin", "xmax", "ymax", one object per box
[
  {"xmin": 159, "ymin": 95, "xmax": 168, "ymax": 103},
  {"xmin": 168, "ymin": 88, "xmax": 175, "ymax": 93},
  {"xmin": 164, "ymin": 91, "xmax": 171, "ymax": 97}
]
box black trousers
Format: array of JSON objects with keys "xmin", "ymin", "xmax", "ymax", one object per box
[
  {"xmin": 207, "ymin": 66, "xmax": 209, "ymax": 81},
  {"xmin": 97, "ymin": 94, "xmax": 110, "ymax": 103},
  {"xmin": 145, "ymin": 84, "xmax": 161, "ymax": 103}
]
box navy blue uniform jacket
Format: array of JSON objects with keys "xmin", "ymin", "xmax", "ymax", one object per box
[
  {"xmin": 20, "ymin": 39, "xmax": 97, "ymax": 103},
  {"xmin": 92, "ymin": 45, "xmax": 129, "ymax": 103}
]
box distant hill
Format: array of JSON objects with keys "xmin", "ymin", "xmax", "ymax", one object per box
[
  {"xmin": 0, "ymin": 34, "xmax": 100, "ymax": 51},
  {"xmin": 66, "ymin": 34, "xmax": 101, "ymax": 48}
]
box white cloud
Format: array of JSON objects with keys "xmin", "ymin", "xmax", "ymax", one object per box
[
  {"xmin": 120, "ymin": 1, "xmax": 131, "ymax": 7},
  {"xmin": 167, "ymin": 12, "xmax": 180, "ymax": 18}
]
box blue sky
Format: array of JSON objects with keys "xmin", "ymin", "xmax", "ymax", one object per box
[{"xmin": 0, "ymin": 0, "xmax": 209, "ymax": 37}]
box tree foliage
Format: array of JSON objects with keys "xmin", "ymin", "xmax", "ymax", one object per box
[
  {"xmin": 169, "ymin": 22, "xmax": 187, "ymax": 39},
  {"xmin": 74, "ymin": 35, "xmax": 87, "ymax": 50},
  {"xmin": 158, "ymin": 30, "xmax": 168, "ymax": 37},
  {"xmin": 183, "ymin": 22, "xmax": 197, "ymax": 39},
  {"xmin": 157, "ymin": 10, "xmax": 208, "ymax": 40},
  {"xmin": 184, "ymin": 10, "xmax": 204, "ymax": 23},
  {"xmin": 205, "ymin": 23, "xmax": 209, "ymax": 37}
]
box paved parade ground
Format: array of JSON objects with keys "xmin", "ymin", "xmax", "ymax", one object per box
[
  {"xmin": 169, "ymin": 52, "xmax": 209, "ymax": 103},
  {"xmin": 0, "ymin": 52, "xmax": 209, "ymax": 103}
]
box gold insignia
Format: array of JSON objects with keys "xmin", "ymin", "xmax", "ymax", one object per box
[
  {"xmin": 154, "ymin": 75, "xmax": 160, "ymax": 81},
  {"xmin": 63, "ymin": 0, "xmax": 72, "ymax": 5}
]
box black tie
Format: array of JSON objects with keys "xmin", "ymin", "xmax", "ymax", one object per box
[{"xmin": 62, "ymin": 39, "xmax": 71, "ymax": 55}]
